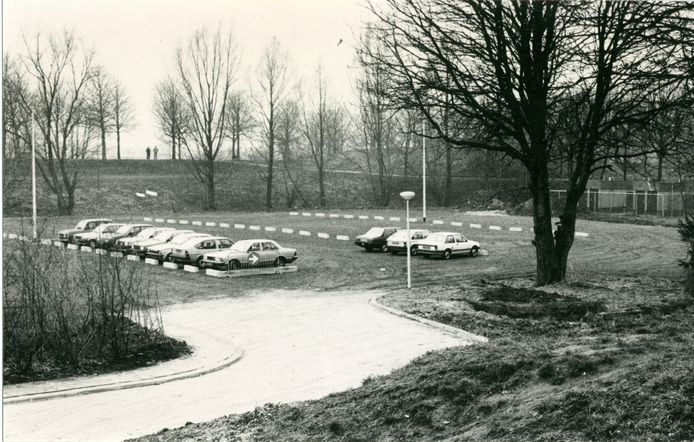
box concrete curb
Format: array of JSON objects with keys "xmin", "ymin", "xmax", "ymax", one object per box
[
  {"xmin": 3, "ymin": 348, "xmax": 244, "ymax": 405},
  {"xmin": 368, "ymin": 296, "xmax": 488, "ymax": 344}
]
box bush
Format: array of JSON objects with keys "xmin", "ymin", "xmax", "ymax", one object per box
[{"xmin": 3, "ymin": 238, "xmax": 165, "ymax": 380}]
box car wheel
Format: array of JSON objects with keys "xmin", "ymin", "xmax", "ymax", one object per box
[
  {"xmin": 275, "ymin": 257, "xmax": 286, "ymax": 267},
  {"xmin": 390, "ymin": 250, "xmax": 398, "ymax": 255},
  {"xmin": 196, "ymin": 257, "xmax": 204, "ymax": 268},
  {"xmin": 470, "ymin": 246, "xmax": 479, "ymax": 257},
  {"xmin": 443, "ymin": 249, "xmax": 452, "ymax": 260},
  {"xmin": 410, "ymin": 245, "xmax": 418, "ymax": 256},
  {"xmin": 229, "ymin": 260, "xmax": 240, "ymax": 270},
  {"xmin": 164, "ymin": 254, "xmax": 174, "ymax": 263},
  {"xmin": 364, "ymin": 245, "xmax": 373, "ymax": 252},
  {"xmin": 89, "ymin": 240, "xmax": 97, "ymax": 249},
  {"xmin": 380, "ymin": 244, "xmax": 388, "ymax": 253}
]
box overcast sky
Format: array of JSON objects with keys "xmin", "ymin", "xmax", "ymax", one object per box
[{"xmin": 4, "ymin": 0, "xmax": 372, "ymax": 159}]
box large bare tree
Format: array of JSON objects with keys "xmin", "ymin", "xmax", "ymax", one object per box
[
  {"xmin": 3, "ymin": 54, "xmax": 32, "ymax": 159},
  {"xmin": 366, "ymin": 0, "xmax": 694, "ymax": 284},
  {"xmin": 225, "ymin": 91, "xmax": 254, "ymax": 160},
  {"xmin": 112, "ymin": 80, "xmax": 135, "ymax": 160},
  {"xmin": 301, "ymin": 64, "xmax": 347, "ymax": 207},
  {"xmin": 153, "ymin": 78, "xmax": 189, "ymax": 160},
  {"xmin": 87, "ymin": 66, "xmax": 115, "ymax": 160},
  {"xmin": 19, "ymin": 30, "xmax": 95, "ymax": 215},
  {"xmin": 174, "ymin": 27, "xmax": 239, "ymax": 210},
  {"xmin": 253, "ymin": 37, "xmax": 291, "ymax": 209}
]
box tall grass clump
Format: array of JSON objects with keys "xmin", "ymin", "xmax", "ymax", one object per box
[{"xmin": 3, "ymin": 238, "xmax": 166, "ymax": 381}]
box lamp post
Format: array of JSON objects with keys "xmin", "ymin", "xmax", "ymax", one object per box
[
  {"xmin": 400, "ymin": 191, "xmax": 415, "ymax": 289},
  {"xmin": 422, "ymin": 121, "xmax": 427, "ymax": 224},
  {"xmin": 31, "ymin": 111, "xmax": 37, "ymax": 240}
]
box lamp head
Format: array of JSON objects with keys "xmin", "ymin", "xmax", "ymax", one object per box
[{"xmin": 400, "ymin": 191, "xmax": 415, "ymax": 201}]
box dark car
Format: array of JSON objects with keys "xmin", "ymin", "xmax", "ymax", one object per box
[
  {"xmin": 96, "ymin": 223, "xmax": 153, "ymax": 250},
  {"xmin": 354, "ymin": 227, "xmax": 399, "ymax": 252},
  {"xmin": 57, "ymin": 218, "xmax": 112, "ymax": 244}
]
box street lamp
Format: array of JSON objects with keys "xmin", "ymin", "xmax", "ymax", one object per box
[{"xmin": 400, "ymin": 191, "xmax": 415, "ymax": 289}]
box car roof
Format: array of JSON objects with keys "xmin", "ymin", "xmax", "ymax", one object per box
[
  {"xmin": 81, "ymin": 218, "xmax": 112, "ymax": 223},
  {"xmin": 429, "ymin": 231, "xmax": 460, "ymax": 235},
  {"xmin": 179, "ymin": 236, "xmax": 231, "ymax": 245},
  {"xmin": 234, "ymin": 239, "xmax": 277, "ymax": 246}
]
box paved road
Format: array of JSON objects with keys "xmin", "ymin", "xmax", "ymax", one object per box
[{"xmin": 4, "ymin": 290, "xmax": 480, "ymax": 441}]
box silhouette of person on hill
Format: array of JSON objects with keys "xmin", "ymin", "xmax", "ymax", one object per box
[
  {"xmin": 153, "ymin": 146, "xmax": 158, "ymax": 159},
  {"xmin": 146, "ymin": 147, "xmax": 151, "ymax": 159}
]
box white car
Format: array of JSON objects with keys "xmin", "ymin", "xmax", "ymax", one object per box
[
  {"xmin": 386, "ymin": 229, "xmax": 431, "ymax": 255},
  {"xmin": 131, "ymin": 229, "xmax": 194, "ymax": 257},
  {"xmin": 73, "ymin": 223, "xmax": 125, "ymax": 248},
  {"xmin": 416, "ymin": 232, "xmax": 480, "ymax": 260},
  {"xmin": 115, "ymin": 227, "xmax": 175, "ymax": 252},
  {"xmin": 145, "ymin": 232, "xmax": 212, "ymax": 262}
]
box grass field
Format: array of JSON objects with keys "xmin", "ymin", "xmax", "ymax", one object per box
[{"xmin": 4, "ymin": 208, "xmax": 691, "ymax": 440}]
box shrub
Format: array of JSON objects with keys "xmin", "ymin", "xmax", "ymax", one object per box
[
  {"xmin": 3, "ymin": 238, "xmax": 164, "ymax": 379},
  {"xmin": 677, "ymin": 215, "xmax": 694, "ymax": 297}
]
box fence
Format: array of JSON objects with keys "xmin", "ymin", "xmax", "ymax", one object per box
[{"xmin": 550, "ymin": 189, "xmax": 694, "ymax": 217}]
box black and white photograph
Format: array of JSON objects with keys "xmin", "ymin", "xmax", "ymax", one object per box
[{"xmin": 2, "ymin": 0, "xmax": 694, "ymax": 440}]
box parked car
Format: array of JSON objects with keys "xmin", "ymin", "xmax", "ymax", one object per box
[
  {"xmin": 96, "ymin": 223, "xmax": 153, "ymax": 250},
  {"xmin": 416, "ymin": 232, "xmax": 480, "ymax": 260},
  {"xmin": 354, "ymin": 227, "xmax": 399, "ymax": 252},
  {"xmin": 170, "ymin": 236, "xmax": 235, "ymax": 266},
  {"xmin": 114, "ymin": 227, "xmax": 174, "ymax": 252},
  {"xmin": 130, "ymin": 229, "xmax": 194, "ymax": 257},
  {"xmin": 74, "ymin": 223, "xmax": 126, "ymax": 248},
  {"xmin": 57, "ymin": 218, "xmax": 112, "ymax": 244},
  {"xmin": 387, "ymin": 229, "xmax": 431, "ymax": 256},
  {"xmin": 146, "ymin": 232, "xmax": 211, "ymax": 262},
  {"xmin": 201, "ymin": 239, "xmax": 298, "ymax": 270}
]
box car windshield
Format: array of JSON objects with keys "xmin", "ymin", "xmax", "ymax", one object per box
[
  {"xmin": 116, "ymin": 225, "xmax": 132, "ymax": 234},
  {"xmin": 172, "ymin": 234, "xmax": 206, "ymax": 245},
  {"xmin": 365, "ymin": 227, "xmax": 384, "ymax": 237},
  {"xmin": 153, "ymin": 230, "xmax": 174, "ymax": 241},
  {"xmin": 427, "ymin": 233, "xmax": 448, "ymax": 243},
  {"xmin": 229, "ymin": 242, "xmax": 250, "ymax": 252},
  {"xmin": 75, "ymin": 220, "xmax": 88, "ymax": 230},
  {"xmin": 136, "ymin": 227, "xmax": 158, "ymax": 238},
  {"xmin": 92, "ymin": 224, "xmax": 111, "ymax": 234}
]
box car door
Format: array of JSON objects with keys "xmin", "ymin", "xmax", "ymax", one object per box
[
  {"xmin": 454, "ymin": 233, "xmax": 468, "ymax": 253},
  {"xmin": 444, "ymin": 234, "xmax": 456, "ymax": 253},
  {"xmin": 261, "ymin": 241, "xmax": 280, "ymax": 264},
  {"xmin": 245, "ymin": 241, "xmax": 262, "ymax": 266}
]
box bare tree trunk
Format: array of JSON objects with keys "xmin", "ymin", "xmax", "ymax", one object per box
[{"xmin": 207, "ymin": 158, "xmax": 216, "ymax": 210}]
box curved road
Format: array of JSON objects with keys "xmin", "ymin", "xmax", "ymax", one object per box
[{"xmin": 4, "ymin": 290, "xmax": 480, "ymax": 441}]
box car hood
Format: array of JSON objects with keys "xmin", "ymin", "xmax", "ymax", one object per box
[
  {"xmin": 137, "ymin": 238, "xmax": 165, "ymax": 248},
  {"xmin": 58, "ymin": 228, "xmax": 82, "ymax": 235},
  {"xmin": 356, "ymin": 235, "xmax": 377, "ymax": 242},
  {"xmin": 147, "ymin": 243, "xmax": 174, "ymax": 252}
]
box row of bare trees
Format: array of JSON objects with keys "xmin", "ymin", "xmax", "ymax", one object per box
[{"xmin": 3, "ymin": 30, "xmax": 136, "ymax": 214}]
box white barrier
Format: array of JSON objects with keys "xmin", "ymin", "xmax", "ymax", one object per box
[
  {"xmin": 451, "ymin": 221, "xmax": 463, "ymax": 227},
  {"xmin": 489, "ymin": 225, "xmax": 502, "ymax": 231},
  {"xmin": 359, "ymin": 215, "xmax": 369, "ymax": 220},
  {"xmin": 155, "ymin": 218, "xmax": 165, "ymax": 223},
  {"xmin": 2, "ymin": 233, "xmax": 7, "ymax": 238},
  {"xmin": 265, "ymin": 226, "xmax": 276, "ymax": 232},
  {"xmin": 479, "ymin": 249, "xmax": 489, "ymax": 256},
  {"xmin": 575, "ymin": 232, "xmax": 590, "ymax": 238},
  {"xmin": 389, "ymin": 216, "xmax": 401, "ymax": 222},
  {"xmin": 509, "ymin": 227, "xmax": 523, "ymax": 232},
  {"xmin": 281, "ymin": 228, "xmax": 294, "ymax": 234},
  {"xmin": 229, "ymin": 265, "xmax": 298, "ymax": 278},
  {"xmin": 167, "ymin": 219, "xmax": 177, "ymax": 224},
  {"xmin": 374, "ymin": 215, "xmax": 384, "ymax": 221},
  {"xmin": 67, "ymin": 244, "xmax": 79, "ymax": 250},
  {"xmin": 81, "ymin": 246, "xmax": 93, "ymax": 253},
  {"xmin": 127, "ymin": 255, "xmax": 140, "ymax": 262},
  {"xmin": 110, "ymin": 252, "xmax": 123, "ymax": 258},
  {"xmin": 336, "ymin": 235, "xmax": 350, "ymax": 241},
  {"xmin": 249, "ymin": 225, "xmax": 261, "ymax": 231},
  {"xmin": 299, "ymin": 230, "xmax": 311, "ymax": 236},
  {"xmin": 433, "ymin": 220, "xmax": 444, "ymax": 225},
  {"xmin": 302, "ymin": 212, "xmax": 311, "ymax": 217},
  {"xmin": 470, "ymin": 223, "xmax": 482, "ymax": 229},
  {"xmin": 95, "ymin": 249, "xmax": 107, "ymax": 255},
  {"xmin": 205, "ymin": 222, "xmax": 216, "ymax": 227},
  {"xmin": 179, "ymin": 220, "xmax": 189, "ymax": 224},
  {"xmin": 145, "ymin": 258, "xmax": 159, "ymax": 265},
  {"xmin": 329, "ymin": 214, "xmax": 340, "ymax": 218},
  {"xmin": 289, "ymin": 211, "xmax": 299, "ymax": 216},
  {"xmin": 41, "ymin": 239, "xmax": 52, "ymax": 245},
  {"xmin": 8, "ymin": 233, "xmax": 17, "ymax": 239},
  {"xmin": 317, "ymin": 233, "xmax": 330, "ymax": 239},
  {"xmin": 145, "ymin": 190, "xmax": 158, "ymax": 197},
  {"xmin": 235, "ymin": 224, "xmax": 246, "ymax": 229},
  {"xmin": 205, "ymin": 269, "xmax": 228, "ymax": 278},
  {"xmin": 220, "ymin": 222, "xmax": 230, "ymax": 228},
  {"xmin": 53, "ymin": 241, "xmax": 64, "ymax": 247},
  {"xmin": 192, "ymin": 221, "xmax": 202, "ymax": 226},
  {"xmin": 163, "ymin": 262, "xmax": 179, "ymax": 270},
  {"xmin": 408, "ymin": 218, "xmax": 417, "ymax": 223},
  {"xmin": 183, "ymin": 265, "xmax": 199, "ymax": 273},
  {"xmin": 315, "ymin": 213, "xmax": 326, "ymax": 217},
  {"xmin": 144, "ymin": 217, "xmax": 153, "ymax": 222},
  {"xmin": 344, "ymin": 215, "xmax": 355, "ymax": 219}
]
